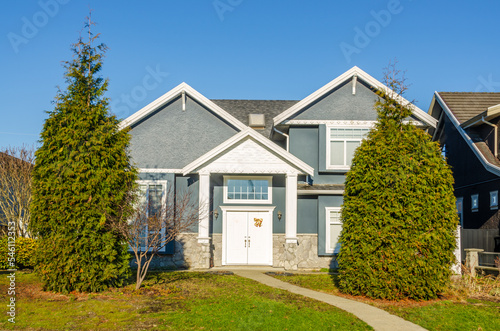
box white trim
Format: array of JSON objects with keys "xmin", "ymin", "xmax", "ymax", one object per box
[
  {"xmin": 325, "ymin": 207, "xmax": 342, "ymax": 254},
  {"xmin": 297, "ymin": 189, "xmax": 344, "ymax": 195},
  {"xmin": 284, "ymin": 120, "xmax": 377, "ymax": 126},
  {"xmin": 198, "ymin": 173, "xmax": 210, "ymax": 243},
  {"xmin": 182, "ymin": 128, "xmax": 314, "ymax": 176},
  {"xmin": 118, "ymin": 82, "xmax": 247, "ymax": 131},
  {"xmin": 273, "ymin": 66, "xmax": 437, "ymax": 128},
  {"xmin": 223, "ymin": 176, "xmax": 273, "ymax": 204},
  {"xmin": 285, "ymin": 173, "xmax": 298, "ymax": 244},
  {"xmin": 220, "ymin": 206, "xmax": 275, "ymax": 266},
  {"xmin": 434, "ymin": 93, "xmax": 500, "ymax": 176},
  {"xmin": 136, "ymin": 180, "xmax": 168, "ymax": 252},
  {"xmin": 139, "ymin": 168, "xmax": 183, "ymax": 174}
]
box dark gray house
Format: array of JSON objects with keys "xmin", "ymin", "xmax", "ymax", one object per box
[
  {"xmin": 120, "ymin": 67, "xmax": 437, "ymax": 270},
  {"xmin": 428, "ymin": 92, "xmax": 500, "ymax": 256}
]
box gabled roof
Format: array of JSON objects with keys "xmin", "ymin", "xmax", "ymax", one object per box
[
  {"xmin": 212, "ymin": 99, "xmax": 299, "ymax": 137},
  {"xmin": 273, "ymin": 66, "xmax": 437, "ymax": 128},
  {"xmin": 182, "ymin": 128, "xmax": 314, "ymax": 176},
  {"xmin": 434, "ymin": 92, "xmax": 500, "ymax": 176},
  {"xmin": 118, "ymin": 82, "xmax": 248, "ymax": 131},
  {"xmin": 438, "ymin": 92, "xmax": 500, "ymax": 125}
]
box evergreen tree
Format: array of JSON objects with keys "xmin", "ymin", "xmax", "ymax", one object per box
[
  {"xmin": 30, "ymin": 17, "xmax": 137, "ymax": 293},
  {"xmin": 337, "ymin": 64, "xmax": 458, "ymax": 300}
]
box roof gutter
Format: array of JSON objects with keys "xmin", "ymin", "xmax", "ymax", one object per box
[{"xmin": 273, "ymin": 127, "xmax": 289, "ymax": 151}]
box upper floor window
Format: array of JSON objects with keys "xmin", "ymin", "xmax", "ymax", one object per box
[
  {"xmin": 327, "ymin": 127, "xmax": 370, "ymax": 169},
  {"xmin": 223, "ymin": 176, "xmax": 272, "ymax": 204},
  {"xmin": 490, "ymin": 191, "xmax": 498, "ymax": 210},
  {"xmin": 471, "ymin": 194, "xmax": 479, "ymax": 212}
]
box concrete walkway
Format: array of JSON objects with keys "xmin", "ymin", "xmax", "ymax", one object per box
[{"xmin": 231, "ymin": 269, "xmax": 426, "ymax": 331}]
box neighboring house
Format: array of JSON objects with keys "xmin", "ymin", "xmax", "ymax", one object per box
[
  {"xmin": 120, "ymin": 67, "xmax": 437, "ymax": 270},
  {"xmin": 428, "ymin": 92, "xmax": 500, "ymax": 257}
]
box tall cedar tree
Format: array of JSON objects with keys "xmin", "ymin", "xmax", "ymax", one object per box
[
  {"xmin": 30, "ymin": 19, "xmax": 137, "ymax": 293},
  {"xmin": 337, "ymin": 64, "xmax": 458, "ymax": 300}
]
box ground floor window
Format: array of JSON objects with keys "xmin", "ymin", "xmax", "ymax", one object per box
[
  {"xmin": 136, "ymin": 180, "xmax": 168, "ymax": 252},
  {"xmin": 325, "ymin": 207, "xmax": 342, "ymax": 254}
]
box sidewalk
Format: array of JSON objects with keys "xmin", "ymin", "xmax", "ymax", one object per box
[{"xmin": 231, "ymin": 269, "xmax": 426, "ymax": 331}]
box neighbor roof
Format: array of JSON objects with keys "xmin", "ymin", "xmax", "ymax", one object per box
[
  {"xmin": 212, "ymin": 99, "xmax": 299, "ymax": 137},
  {"xmin": 438, "ymin": 92, "xmax": 500, "ymax": 124}
]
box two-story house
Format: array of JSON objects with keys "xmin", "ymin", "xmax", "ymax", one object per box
[
  {"xmin": 428, "ymin": 92, "xmax": 500, "ymax": 257},
  {"xmin": 120, "ymin": 67, "xmax": 437, "ymax": 270}
]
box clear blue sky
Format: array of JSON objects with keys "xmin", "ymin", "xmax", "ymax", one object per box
[{"xmin": 2, "ymin": 0, "xmax": 500, "ymax": 147}]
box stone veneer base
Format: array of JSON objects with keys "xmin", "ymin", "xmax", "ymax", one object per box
[{"xmin": 139, "ymin": 233, "xmax": 336, "ymax": 271}]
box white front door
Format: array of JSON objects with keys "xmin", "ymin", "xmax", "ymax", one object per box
[{"xmin": 225, "ymin": 210, "xmax": 272, "ymax": 265}]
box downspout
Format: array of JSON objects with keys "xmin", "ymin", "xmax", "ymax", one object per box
[
  {"xmin": 273, "ymin": 127, "xmax": 289, "ymax": 151},
  {"xmin": 480, "ymin": 117, "xmax": 498, "ymax": 158}
]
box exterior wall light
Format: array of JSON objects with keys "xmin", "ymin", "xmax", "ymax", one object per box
[
  {"xmin": 277, "ymin": 210, "xmax": 282, "ymax": 221},
  {"xmin": 213, "ymin": 209, "xmax": 219, "ymax": 220}
]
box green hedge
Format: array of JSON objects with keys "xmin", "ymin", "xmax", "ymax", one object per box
[{"xmin": 0, "ymin": 237, "xmax": 37, "ymax": 269}]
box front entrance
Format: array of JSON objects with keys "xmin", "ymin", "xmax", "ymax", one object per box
[{"xmin": 222, "ymin": 207, "xmax": 273, "ymax": 265}]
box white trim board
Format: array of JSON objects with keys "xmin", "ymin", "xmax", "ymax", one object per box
[
  {"xmin": 273, "ymin": 66, "xmax": 437, "ymax": 128},
  {"xmin": 434, "ymin": 92, "xmax": 500, "ymax": 176},
  {"xmin": 118, "ymin": 82, "xmax": 247, "ymax": 131}
]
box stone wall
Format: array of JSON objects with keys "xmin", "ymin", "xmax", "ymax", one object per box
[
  {"xmin": 273, "ymin": 234, "xmax": 336, "ymax": 270},
  {"xmin": 137, "ymin": 233, "xmax": 336, "ymax": 271}
]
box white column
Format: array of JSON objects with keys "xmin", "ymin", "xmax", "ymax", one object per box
[
  {"xmin": 285, "ymin": 172, "xmax": 298, "ymax": 244},
  {"xmin": 198, "ymin": 171, "xmax": 210, "ymax": 244}
]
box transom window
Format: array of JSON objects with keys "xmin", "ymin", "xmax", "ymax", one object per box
[
  {"xmin": 223, "ymin": 176, "xmax": 272, "ymax": 204},
  {"xmin": 327, "ymin": 127, "xmax": 370, "ymax": 169},
  {"xmin": 325, "ymin": 207, "xmax": 342, "ymax": 254}
]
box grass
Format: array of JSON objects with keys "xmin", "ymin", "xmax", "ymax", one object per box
[
  {"xmin": 271, "ymin": 273, "xmax": 500, "ymax": 331},
  {"xmin": 0, "ymin": 270, "xmax": 372, "ymax": 330}
]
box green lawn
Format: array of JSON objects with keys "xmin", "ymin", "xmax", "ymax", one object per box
[
  {"xmin": 0, "ymin": 271, "xmax": 371, "ymax": 330},
  {"xmin": 272, "ymin": 273, "xmax": 500, "ymax": 331}
]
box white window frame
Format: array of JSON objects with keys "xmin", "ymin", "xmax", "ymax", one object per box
[
  {"xmin": 325, "ymin": 207, "xmax": 342, "ymax": 254},
  {"xmin": 223, "ymin": 176, "xmax": 272, "ymax": 204},
  {"xmin": 471, "ymin": 194, "xmax": 479, "ymax": 212},
  {"xmin": 490, "ymin": 191, "xmax": 498, "ymax": 210},
  {"xmin": 136, "ymin": 180, "xmax": 168, "ymax": 252},
  {"xmin": 456, "ymin": 197, "xmax": 463, "ymax": 227},
  {"xmin": 326, "ymin": 125, "xmax": 371, "ymax": 170}
]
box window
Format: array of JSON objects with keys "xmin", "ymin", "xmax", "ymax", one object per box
[
  {"xmin": 471, "ymin": 194, "xmax": 479, "ymax": 212},
  {"xmin": 441, "ymin": 144, "xmax": 447, "ymax": 159},
  {"xmin": 223, "ymin": 176, "xmax": 272, "ymax": 204},
  {"xmin": 325, "ymin": 207, "xmax": 342, "ymax": 254},
  {"xmin": 490, "ymin": 191, "xmax": 498, "ymax": 210},
  {"xmin": 327, "ymin": 127, "xmax": 370, "ymax": 169},
  {"xmin": 136, "ymin": 180, "xmax": 168, "ymax": 252},
  {"xmin": 456, "ymin": 197, "xmax": 463, "ymax": 227}
]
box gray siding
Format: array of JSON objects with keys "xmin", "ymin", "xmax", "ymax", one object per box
[
  {"xmin": 297, "ymin": 196, "xmax": 318, "ymax": 233},
  {"xmin": 129, "ymin": 95, "xmax": 238, "ymax": 169},
  {"xmin": 293, "ymin": 80, "xmax": 379, "ymax": 121},
  {"xmin": 289, "ymin": 127, "xmax": 346, "ymax": 184}
]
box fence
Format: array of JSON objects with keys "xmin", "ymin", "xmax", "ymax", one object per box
[{"xmin": 461, "ymin": 229, "xmax": 499, "ymax": 262}]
